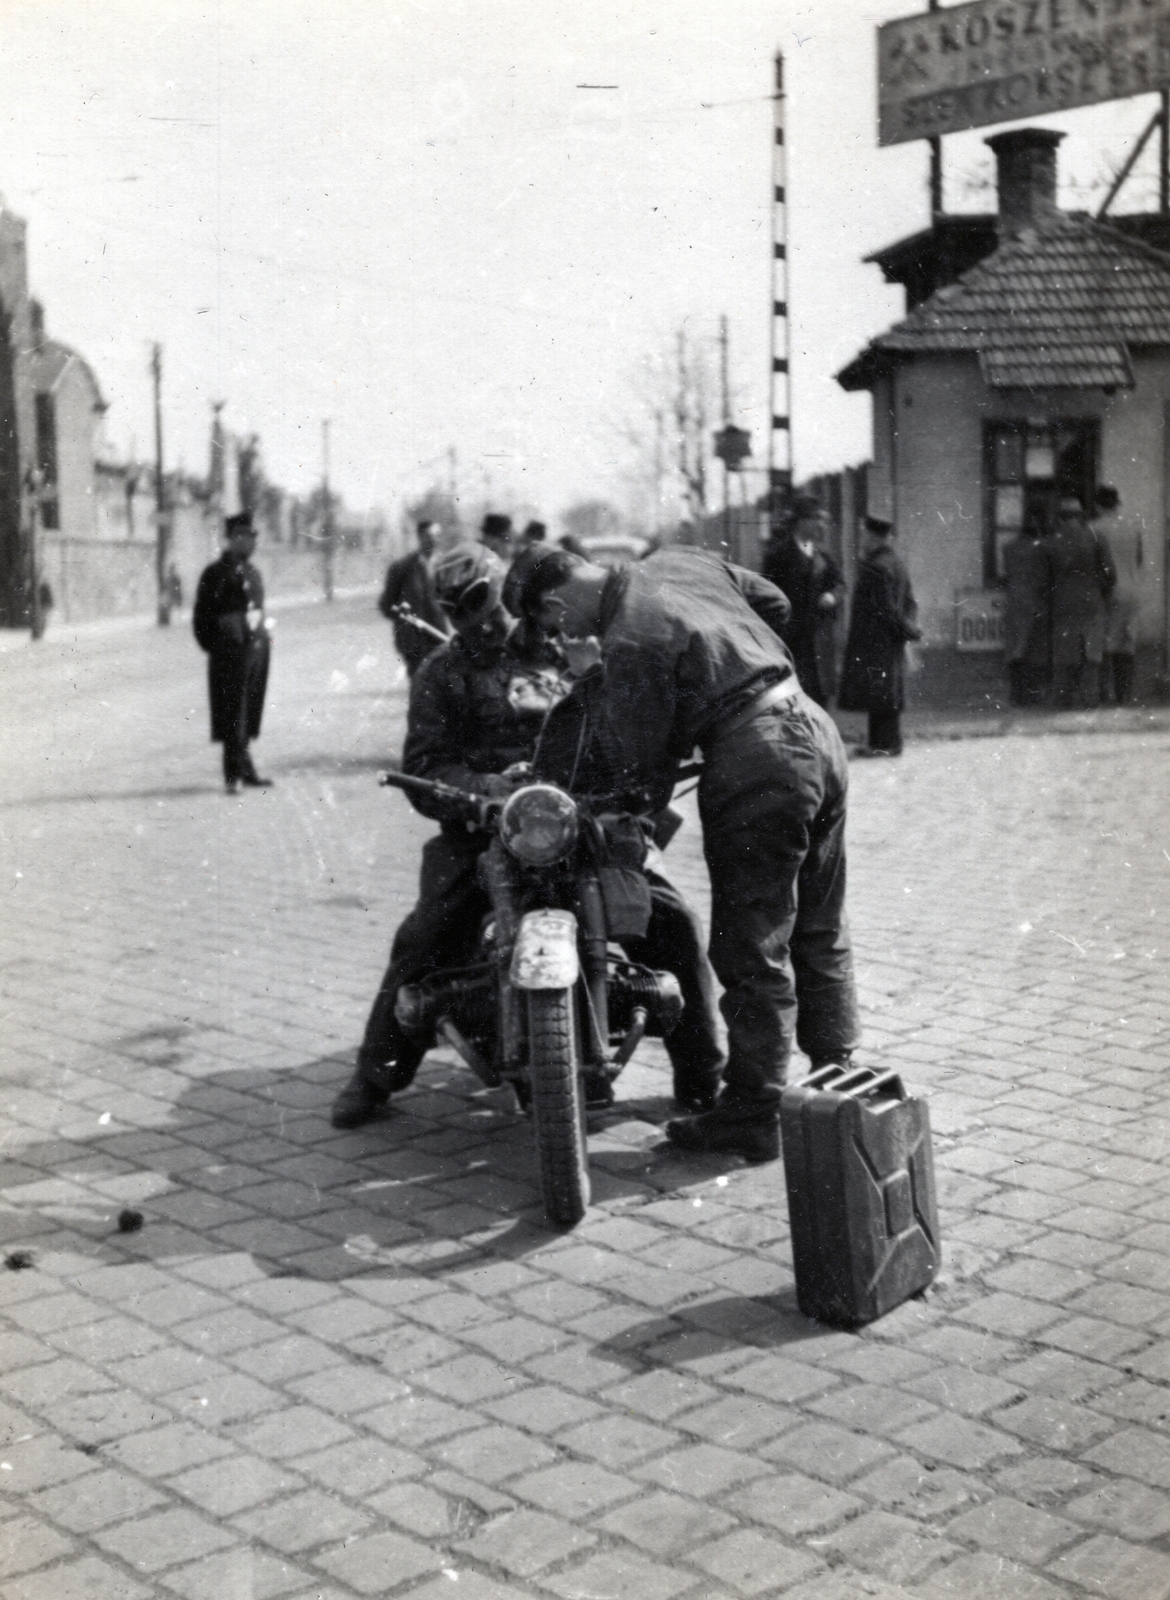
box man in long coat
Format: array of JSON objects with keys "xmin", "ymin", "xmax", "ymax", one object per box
[
  {"xmin": 838, "ymin": 514, "xmax": 921, "ymax": 756},
  {"xmin": 193, "ymin": 511, "xmax": 272, "ymax": 793},
  {"xmin": 1002, "ymin": 517, "xmax": 1051, "ymax": 706},
  {"xmin": 1049, "ymin": 495, "xmax": 1116, "ymax": 708},
  {"xmin": 378, "ymin": 519, "xmax": 450, "ymax": 677},
  {"xmin": 1093, "ymin": 488, "xmax": 1138, "ymax": 705},
  {"xmin": 762, "ymin": 493, "xmax": 844, "ymax": 707}
]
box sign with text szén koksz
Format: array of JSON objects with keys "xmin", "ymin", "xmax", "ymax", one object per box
[{"xmin": 879, "ymin": 0, "xmax": 1170, "ymax": 146}]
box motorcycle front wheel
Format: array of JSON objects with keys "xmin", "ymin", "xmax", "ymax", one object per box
[{"xmin": 527, "ymin": 987, "xmax": 590, "ymax": 1228}]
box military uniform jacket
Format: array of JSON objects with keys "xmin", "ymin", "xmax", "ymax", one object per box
[
  {"xmin": 1003, "ymin": 535, "xmax": 1052, "ymax": 665},
  {"xmin": 403, "ymin": 629, "xmax": 566, "ymax": 831},
  {"xmin": 762, "ymin": 536, "xmax": 843, "ymax": 701},
  {"xmin": 837, "ymin": 545, "xmax": 920, "ymax": 714},
  {"xmin": 379, "ymin": 551, "xmax": 449, "ymax": 675},
  {"xmin": 552, "ymin": 548, "xmax": 795, "ymax": 813},
  {"xmin": 192, "ymin": 553, "xmax": 270, "ymax": 742},
  {"xmin": 1049, "ymin": 525, "xmax": 1117, "ymax": 667}
]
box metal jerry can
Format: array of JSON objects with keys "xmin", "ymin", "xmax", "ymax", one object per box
[{"xmin": 780, "ymin": 1064, "xmax": 940, "ymax": 1328}]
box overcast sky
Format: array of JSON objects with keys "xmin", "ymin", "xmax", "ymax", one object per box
[{"xmin": 0, "ymin": 0, "xmax": 1154, "ymax": 524}]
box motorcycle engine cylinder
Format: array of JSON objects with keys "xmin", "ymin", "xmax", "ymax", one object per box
[{"xmin": 607, "ymin": 965, "xmax": 684, "ymax": 1039}]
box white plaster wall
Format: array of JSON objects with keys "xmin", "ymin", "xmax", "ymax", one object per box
[
  {"xmin": 886, "ymin": 352, "xmax": 1168, "ymax": 654},
  {"xmin": 892, "ymin": 355, "xmax": 986, "ymax": 647},
  {"xmin": 1099, "ymin": 352, "xmax": 1167, "ymax": 649}
]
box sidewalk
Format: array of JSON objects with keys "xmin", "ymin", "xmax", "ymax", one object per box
[
  {"xmin": 838, "ymin": 702, "xmax": 1170, "ymax": 747},
  {"xmin": 2, "ymin": 598, "xmax": 1170, "ymax": 1600}
]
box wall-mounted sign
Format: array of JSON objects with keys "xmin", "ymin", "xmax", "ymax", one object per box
[
  {"xmin": 955, "ymin": 587, "xmax": 1006, "ymax": 651},
  {"xmin": 879, "ymin": 0, "xmax": 1170, "ymax": 146}
]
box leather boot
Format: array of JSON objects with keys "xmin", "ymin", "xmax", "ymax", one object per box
[
  {"xmin": 666, "ymin": 1094, "xmax": 780, "ymax": 1162},
  {"xmin": 330, "ymin": 1069, "xmax": 389, "ymax": 1129},
  {"xmin": 331, "ymin": 1042, "xmax": 426, "ymax": 1128},
  {"xmin": 672, "ymin": 1071, "xmax": 721, "ymax": 1115}
]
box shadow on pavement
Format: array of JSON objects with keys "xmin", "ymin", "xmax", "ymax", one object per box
[
  {"xmin": 2, "ymin": 1047, "xmax": 763, "ymax": 1297},
  {"xmin": 0, "ymin": 782, "xmax": 219, "ymax": 809}
]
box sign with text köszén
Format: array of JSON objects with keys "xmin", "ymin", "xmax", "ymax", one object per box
[{"xmin": 879, "ymin": 0, "xmax": 1170, "ymax": 146}]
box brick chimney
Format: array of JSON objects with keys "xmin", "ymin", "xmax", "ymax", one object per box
[
  {"xmin": 985, "ymin": 128, "xmax": 1064, "ymax": 237},
  {"xmin": 29, "ymin": 298, "xmax": 44, "ymax": 349}
]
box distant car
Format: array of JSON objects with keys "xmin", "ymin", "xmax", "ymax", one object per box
[{"xmin": 577, "ymin": 533, "xmax": 651, "ymax": 566}]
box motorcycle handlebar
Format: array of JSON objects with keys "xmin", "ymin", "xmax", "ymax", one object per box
[
  {"xmin": 388, "ymin": 603, "xmax": 451, "ymax": 644},
  {"xmin": 379, "ymin": 769, "xmax": 669, "ymax": 838},
  {"xmin": 378, "ymin": 769, "xmax": 491, "ymax": 812}
]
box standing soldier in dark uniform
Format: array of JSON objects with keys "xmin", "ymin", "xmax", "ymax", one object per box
[
  {"xmin": 838, "ymin": 514, "xmax": 921, "ymax": 757},
  {"xmin": 1002, "ymin": 513, "xmax": 1052, "ymax": 706},
  {"xmin": 378, "ymin": 519, "xmax": 450, "ymax": 678},
  {"xmin": 193, "ymin": 511, "xmax": 273, "ymax": 794},
  {"xmin": 762, "ymin": 492, "xmax": 844, "ymax": 708},
  {"xmin": 1049, "ymin": 494, "xmax": 1116, "ymax": 708}
]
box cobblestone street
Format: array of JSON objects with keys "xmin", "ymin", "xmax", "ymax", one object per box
[{"xmin": 2, "ymin": 596, "xmax": 1170, "ymax": 1600}]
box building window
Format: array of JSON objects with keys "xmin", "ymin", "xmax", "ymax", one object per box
[
  {"xmin": 983, "ymin": 419, "xmax": 1098, "ymax": 584},
  {"xmin": 34, "ymin": 392, "xmax": 60, "ymax": 529}
]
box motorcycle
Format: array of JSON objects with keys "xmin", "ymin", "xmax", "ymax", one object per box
[{"xmin": 377, "ymin": 768, "xmax": 686, "ymax": 1228}]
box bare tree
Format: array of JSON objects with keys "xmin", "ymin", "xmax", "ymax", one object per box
[{"xmin": 614, "ymin": 322, "xmax": 722, "ymax": 536}]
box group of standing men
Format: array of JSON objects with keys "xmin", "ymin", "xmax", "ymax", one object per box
[
  {"xmin": 1004, "ymin": 490, "xmax": 1128, "ymax": 708},
  {"xmin": 763, "ymin": 492, "xmax": 922, "ymax": 759}
]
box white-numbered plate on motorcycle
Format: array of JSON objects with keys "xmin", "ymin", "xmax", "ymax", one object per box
[{"xmin": 510, "ymin": 909, "xmax": 579, "ymax": 989}]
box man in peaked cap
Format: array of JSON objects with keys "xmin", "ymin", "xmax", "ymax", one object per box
[
  {"xmin": 838, "ymin": 513, "xmax": 920, "ymax": 756},
  {"xmin": 1049, "ymin": 493, "xmax": 1116, "ymax": 708},
  {"xmin": 192, "ymin": 510, "xmax": 273, "ymax": 794},
  {"xmin": 378, "ymin": 518, "xmax": 451, "ymax": 678},
  {"xmin": 762, "ymin": 492, "xmax": 844, "ymax": 708},
  {"xmin": 480, "ymin": 512, "xmax": 516, "ymax": 565}
]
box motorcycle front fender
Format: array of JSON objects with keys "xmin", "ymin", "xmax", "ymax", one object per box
[{"xmin": 509, "ymin": 909, "xmax": 579, "ymax": 990}]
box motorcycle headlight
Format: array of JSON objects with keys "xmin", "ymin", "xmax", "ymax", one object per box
[{"xmin": 500, "ymin": 784, "xmax": 579, "ymax": 867}]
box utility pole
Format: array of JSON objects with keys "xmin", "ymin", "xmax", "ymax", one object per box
[
  {"xmin": 151, "ymin": 343, "xmax": 171, "ymax": 625},
  {"xmin": 321, "ymin": 419, "xmax": 335, "ymax": 602},
  {"xmin": 928, "ymin": 1, "xmax": 944, "ymax": 219},
  {"xmin": 768, "ymin": 51, "xmax": 792, "ymax": 532},
  {"xmin": 720, "ymin": 315, "xmax": 731, "ymax": 554}
]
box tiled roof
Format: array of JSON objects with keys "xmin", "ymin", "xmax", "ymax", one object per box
[{"xmin": 838, "ymin": 213, "xmax": 1170, "ymax": 391}]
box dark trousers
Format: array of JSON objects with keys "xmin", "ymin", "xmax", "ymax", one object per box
[
  {"xmin": 358, "ymin": 832, "xmax": 724, "ymax": 1094},
  {"xmin": 624, "ymin": 868, "xmax": 725, "ymax": 1095},
  {"xmin": 222, "ymin": 731, "xmax": 260, "ymax": 784},
  {"xmin": 700, "ymin": 691, "xmax": 860, "ymax": 1106},
  {"xmin": 1103, "ymin": 653, "xmax": 1135, "ymax": 705},
  {"xmin": 358, "ymin": 832, "xmax": 488, "ymax": 1087},
  {"xmin": 217, "ymin": 642, "xmax": 267, "ymax": 783},
  {"xmin": 867, "ymin": 710, "xmax": 902, "ymax": 754},
  {"xmin": 1008, "ymin": 662, "xmax": 1048, "ymax": 707},
  {"xmin": 1053, "ymin": 662, "xmax": 1100, "ymax": 709}
]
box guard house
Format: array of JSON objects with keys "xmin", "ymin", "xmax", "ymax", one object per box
[{"xmin": 838, "ymin": 127, "xmax": 1170, "ymax": 698}]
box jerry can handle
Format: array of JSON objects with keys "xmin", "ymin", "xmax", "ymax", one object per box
[
  {"xmin": 840, "ymin": 1068, "xmax": 906, "ymax": 1102},
  {"xmin": 802, "ymin": 1063, "xmax": 876, "ymax": 1094}
]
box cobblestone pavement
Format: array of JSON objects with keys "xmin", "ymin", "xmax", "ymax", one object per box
[{"xmin": 2, "ymin": 597, "xmax": 1170, "ymax": 1600}]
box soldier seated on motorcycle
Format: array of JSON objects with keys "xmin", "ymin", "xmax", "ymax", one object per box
[{"xmin": 331, "ymin": 542, "xmax": 724, "ymax": 1129}]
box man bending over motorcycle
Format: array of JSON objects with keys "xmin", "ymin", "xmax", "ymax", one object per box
[{"xmin": 331, "ymin": 543, "xmax": 724, "ymax": 1129}]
